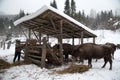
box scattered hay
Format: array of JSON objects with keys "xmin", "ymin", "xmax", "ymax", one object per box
[
  {"xmin": 0, "ymin": 59, "xmax": 32, "ymax": 70},
  {"xmin": 57, "ymin": 64, "xmax": 89, "ymax": 74},
  {"xmin": 11, "ymin": 60, "xmax": 32, "ymax": 67},
  {"xmin": 0, "ymin": 59, "xmax": 11, "ymax": 70}
]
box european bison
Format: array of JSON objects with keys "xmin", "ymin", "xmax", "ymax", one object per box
[
  {"xmin": 71, "ymin": 43, "xmax": 113, "ymax": 70},
  {"xmin": 52, "ymin": 43, "xmax": 73, "ymax": 62}
]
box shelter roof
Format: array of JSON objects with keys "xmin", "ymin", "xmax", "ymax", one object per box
[{"xmin": 14, "ymin": 5, "xmax": 97, "ymax": 38}]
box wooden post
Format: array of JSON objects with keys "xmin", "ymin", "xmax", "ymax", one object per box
[
  {"xmin": 47, "ymin": 35, "xmax": 49, "ymax": 42},
  {"xmin": 93, "ymin": 37, "xmax": 95, "ymax": 44},
  {"xmin": 39, "ymin": 32, "xmax": 42, "ymax": 45},
  {"xmin": 41, "ymin": 45, "xmax": 46, "ymax": 68},
  {"xmin": 24, "ymin": 40, "xmax": 29, "ymax": 62},
  {"xmin": 72, "ymin": 37, "xmax": 74, "ymax": 46},
  {"xmin": 59, "ymin": 20, "xmax": 63, "ymax": 63},
  {"xmin": 28, "ymin": 28, "xmax": 31, "ymax": 39},
  {"xmin": 79, "ymin": 38, "xmax": 81, "ymax": 45},
  {"xmin": 81, "ymin": 31, "xmax": 84, "ymax": 44},
  {"xmin": 41, "ymin": 37, "xmax": 47, "ymax": 68}
]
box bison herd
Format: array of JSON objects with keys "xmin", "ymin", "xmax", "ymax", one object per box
[{"xmin": 52, "ymin": 42, "xmax": 120, "ymax": 70}]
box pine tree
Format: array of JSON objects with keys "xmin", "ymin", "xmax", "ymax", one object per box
[
  {"xmin": 19, "ymin": 10, "xmax": 25, "ymax": 18},
  {"xmin": 71, "ymin": 0, "xmax": 76, "ymax": 17},
  {"xmin": 64, "ymin": 0, "xmax": 70, "ymax": 16},
  {"xmin": 77, "ymin": 11, "xmax": 82, "ymax": 22},
  {"xmin": 0, "ymin": 18, "xmax": 5, "ymax": 35},
  {"xmin": 50, "ymin": 0, "xmax": 57, "ymax": 9}
]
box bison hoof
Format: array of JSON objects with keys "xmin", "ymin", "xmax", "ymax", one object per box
[
  {"xmin": 109, "ymin": 68, "xmax": 112, "ymax": 70},
  {"xmin": 88, "ymin": 65, "xmax": 92, "ymax": 68}
]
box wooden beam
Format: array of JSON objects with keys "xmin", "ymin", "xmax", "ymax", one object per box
[
  {"xmin": 31, "ymin": 29, "xmax": 39, "ymax": 41},
  {"xmin": 49, "ymin": 16, "xmax": 57, "ymax": 30},
  {"xmin": 22, "ymin": 29, "xmax": 28, "ymax": 39}
]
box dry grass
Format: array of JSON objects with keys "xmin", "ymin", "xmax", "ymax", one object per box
[
  {"xmin": 0, "ymin": 59, "xmax": 32, "ymax": 71},
  {"xmin": 57, "ymin": 64, "xmax": 89, "ymax": 74},
  {"xmin": 11, "ymin": 60, "xmax": 32, "ymax": 67},
  {"xmin": 0, "ymin": 59, "xmax": 11, "ymax": 70}
]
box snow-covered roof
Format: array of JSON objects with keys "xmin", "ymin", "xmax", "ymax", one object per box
[
  {"xmin": 113, "ymin": 21, "xmax": 120, "ymax": 26},
  {"xmin": 14, "ymin": 5, "xmax": 97, "ymax": 38}
]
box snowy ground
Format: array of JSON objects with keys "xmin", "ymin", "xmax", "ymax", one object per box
[{"xmin": 0, "ymin": 30, "xmax": 120, "ymax": 80}]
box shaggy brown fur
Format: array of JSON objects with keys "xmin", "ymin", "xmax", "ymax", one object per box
[{"xmin": 71, "ymin": 43, "xmax": 113, "ymax": 70}]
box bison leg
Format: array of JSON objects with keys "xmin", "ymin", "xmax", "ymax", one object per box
[
  {"xmin": 103, "ymin": 55, "xmax": 112, "ymax": 70},
  {"xmin": 79, "ymin": 57, "xmax": 84, "ymax": 63},
  {"xmin": 64, "ymin": 54, "xmax": 69, "ymax": 63},
  {"xmin": 88, "ymin": 59, "xmax": 92, "ymax": 68},
  {"xmin": 112, "ymin": 53, "xmax": 114, "ymax": 60},
  {"xmin": 102, "ymin": 57, "xmax": 108, "ymax": 68},
  {"xmin": 108, "ymin": 59, "xmax": 112, "ymax": 70},
  {"xmin": 108, "ymin": 56, "xmax": 112, "ymax": 70}
]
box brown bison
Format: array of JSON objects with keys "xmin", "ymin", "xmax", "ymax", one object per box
[
  {"xmin": 71, "ymin": 43, "xmax": 113, "ymax": 70},
  {"xmin": 52, "ymin": 43, "xmax": 73, "ymax": 62}
]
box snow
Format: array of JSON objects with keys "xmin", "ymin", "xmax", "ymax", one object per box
[
  {"xmin": 0, "ymin": 30, "xmax": 120, "ymax": 80},
  {"xmin": 113, "ymin": 21, "xmax": 120, "ymax": 26},
  {"xmin": 14, "ymin": 5, "xmax": 96, "ymax": 36}
]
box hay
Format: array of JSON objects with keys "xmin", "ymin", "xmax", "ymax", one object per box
[
  {"xmin": 11, "ymin": 60, "xmax": 32, "ymax": 67},
  {"xmin": 0, "ymin": 59, "xmax": 11, "ymax": 70},
  {"xmin": 0, "ymin": 59, "xmax": 32, "ymax": 70},
  {"xmin": 57, "ymin": 64, "xmax": 89, "ymax": 74}
]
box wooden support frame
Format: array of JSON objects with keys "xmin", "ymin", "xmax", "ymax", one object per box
[{"xmin": 15, "ymin": 9, "xmax": 97, "ymax": 68}]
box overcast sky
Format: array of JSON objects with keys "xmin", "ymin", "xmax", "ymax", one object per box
[{"xmin": 0, "ymin": 0, "xmax": 120, "ymax": 15}]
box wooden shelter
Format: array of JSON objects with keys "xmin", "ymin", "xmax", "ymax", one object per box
[{"xmin": 14, "ymin": 5, "xmax": 97, "ymax": 68}]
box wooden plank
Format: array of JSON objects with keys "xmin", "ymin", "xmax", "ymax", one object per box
[
  {"xmin": 28, "ymin": 50, "xmax": 40, "ymax": 54},
  {"xmin": 28, "ymin": 55, "xmax": 41, "ymax": 60},
  {"xmin": 29, "ymin": 57, "xmax": 41, "ymax": 65}
]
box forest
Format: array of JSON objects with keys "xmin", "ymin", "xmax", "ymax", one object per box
[{"xmin": 0, "ymin": 0, "xmax": 120, "ymax": 37}]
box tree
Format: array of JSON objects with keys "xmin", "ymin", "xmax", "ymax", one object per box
[
  {"xmin": 0, "ymin": 18, "xmax": 5, "ymax": 35},
  {"xmin": 18, "ymin": 10, "xmax": 25, "ymax": 18},
  {"xmin": 71, "ymin": 0, "xmax": 76, "ymax": 17},
  {"xmin": 64, "ymin": 0, "xmax": 70, "ymax": 16},
  {"xmin": 50, "ymin": 0, "xmax": 57, "ymax": 9}
]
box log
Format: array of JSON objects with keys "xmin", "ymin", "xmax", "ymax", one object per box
[{"xmin": 28, "ymin": 55, "xmax": 41, "ymax": 60}]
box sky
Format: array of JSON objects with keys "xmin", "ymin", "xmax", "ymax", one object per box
[{"xmin": 0, "ymin": 0, "xmax": 120, "ymax": 15}]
